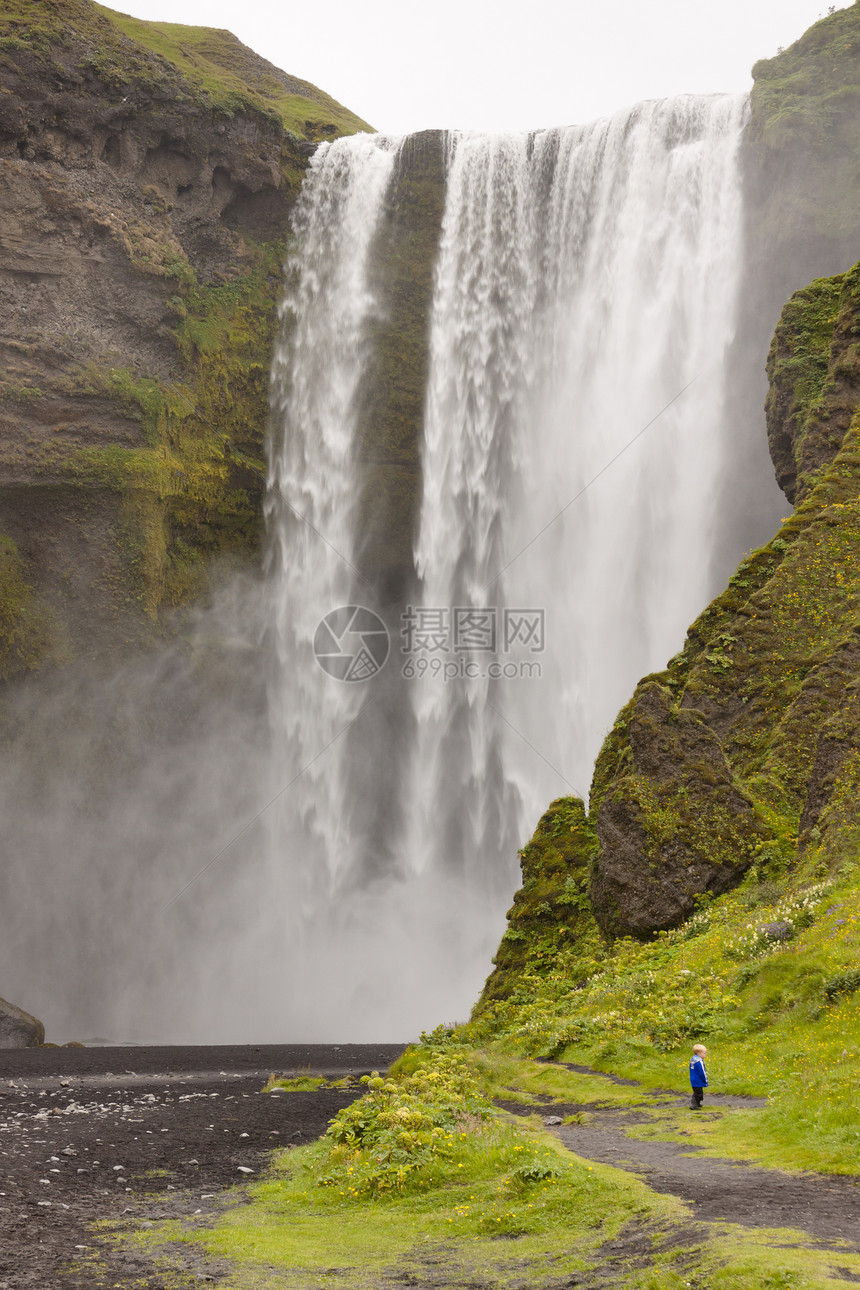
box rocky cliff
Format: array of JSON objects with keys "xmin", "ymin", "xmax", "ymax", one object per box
[
  {"xmin": 0, "ymin": 0, "xmax": 370, "ymax": 677},
  {"xmin": 0, "ymin": 994, "xmax": 44, "ymax": 1047}
]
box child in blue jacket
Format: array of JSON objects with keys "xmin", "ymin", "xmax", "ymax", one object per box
[{"xmin": 689, "ymin": 1044, "xmax": 708, "ymax": 1109}]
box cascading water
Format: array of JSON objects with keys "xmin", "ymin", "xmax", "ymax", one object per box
[
  {"xmin": 410, "ymin": 95, "xmax": 749, "ymax": 881},
  {"xmin": 263, "ymin": 94, "xmax": 750, "ymax": 1037},
  {"xmin": 265, "ymin": 132, "xmax": 397, "ymax": 909}
]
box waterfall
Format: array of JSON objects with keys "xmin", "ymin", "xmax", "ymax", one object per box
[
  {"xmin": 263, "ymin": 94, "xmax": 749, "ymax": 1037},
  {"xmin": 265, "ymin": 132, "xmax": 397, "ymax": 910},
  {"xmin": 410, "ymin": 95, "xmax": 748, "ymax": 888}
]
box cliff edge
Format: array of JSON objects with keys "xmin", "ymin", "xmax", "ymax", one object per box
[{"xmin": 0, "ymin": 0, "xmax": 370, "ymax": 676}]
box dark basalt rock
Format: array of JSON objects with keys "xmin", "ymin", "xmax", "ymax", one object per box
[
  {"xmin": 0, "ymin": 995, "xmax": 45, "ymax": 1048},
  {"xmin": 590, "ymin": 683, "xmax": 767, "ymax": 939}
]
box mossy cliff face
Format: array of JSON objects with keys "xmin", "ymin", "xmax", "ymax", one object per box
[
  {"xmin": 742, "ymin": 1, "xmax": 860, "ymax": 290},
  {"xmin": 589, "ymin": 259, "xmax": 860, "ymax": 934},
  {"xmin": 765, "ymin": 266, "xmax": 860, "ymax": 504},
  {"xmin": 0, "ymin": 0, "xmax": 370, "ymax": 676},
  {"xmin": 478, "ymin": 798, "xmax": 601, "ymax": 1011},
  {"xmin": 745, "ymin": 4, "xmax": 860, "ymax": 255},
  {"xmin": 480, "ymin": 5, "xmax": 860, "ymax": 1010}
]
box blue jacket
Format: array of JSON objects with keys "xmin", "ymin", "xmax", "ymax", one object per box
[{"xmin": 690, "ymin": 1055, "xmax": 708, "ymax": 1088}]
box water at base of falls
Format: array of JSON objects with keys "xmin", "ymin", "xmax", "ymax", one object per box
[{"xmin": 262, "ymin": 94, "xmax": 750, "ymax": 1036}]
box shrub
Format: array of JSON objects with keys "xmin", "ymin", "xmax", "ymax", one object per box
[
  {"xmin": 823, "ymin": 968, "xmax": 860, "ymax": 1002},
  {"xmin": 318, "ymin": 1054, "xmax": 493, "ymax": 1196}
]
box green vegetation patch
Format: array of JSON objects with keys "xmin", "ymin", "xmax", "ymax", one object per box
[
  {"xmin": 766, "ymin": 275, "xmax": 844, "ymax": 446},
  {"xmin": 469, "ymin": 852, "xmax": 860, "ymax": 1175},
  {"xmin": 95, "ymin": 5, "xmax": 371, "ymax": 137},
  {"xmin": 123, "ymin": 1040, "xmax": 860, "ymax": 1289},
  {"xmin": 46, "ymin": 247, "xmax": 281, "ymax": 619},
  {"xmin": 0, "ymin": 379, "xmax": 44, "ymax": 404},
  {"xmin": 750, "ymin": 4, "xmax": 860, "ymax": 153},
  {"xmin": 0, "ymin": 535, "xmax": 53, "ymax": 680},
  {"xmin": 477, "ymin": 797, "xmax": 601, "ymax": 1011},
  {"xmin": 266, "ymin": 1075, "xmax": 327, "ymax": 1092},
  {"xmin": 0, "ymin": 0, "xmax": 370, "ymax": 139},
  {"xmin": 128, "ymin": 1045, "xmax": 690, "ymax": 1288}
]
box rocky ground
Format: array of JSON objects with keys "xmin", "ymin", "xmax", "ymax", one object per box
[
  {"xmin": 2, "ymin": 1047, "xmax": 859, "ymax": 1288},
  {"xmin": 0, "ymin": 1044, "xmax": 404, "ymax": 1289}
]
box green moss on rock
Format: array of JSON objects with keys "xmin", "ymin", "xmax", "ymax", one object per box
[
  {"xmin": 766, "ymin": 263, "xmax": 860, "ymax": 502},
  {"xmin": 54, "ymin": 249, "xmax": 280, "ymax": 619},
  {"xmin": 591, "ymin": 683, "xmax": 771, "ymax": 939},
  {"xmin": 747, "ymin": 4, "xmax": 860, "ymax": 244},
  {"xmin": 0, "ymin": 0, "xmax": 371, "ymax": 138},
  {"xmin": 749, "ymin": 7, "xmax": 860, "ymax": 160},
  {"xmin": 0, "ymin": 0, "xmax": 373, "ymax": 670},
  {"xmin": 590, "ymin": 263, "xmax": 860, "ymax": 940},
  {"xmin": 475, "ymin": 797, "xmax": 600, "ymax": 1014},
  {"xmin": 0, "ymin": 536, "xmax": 51, "ymax": 679}
]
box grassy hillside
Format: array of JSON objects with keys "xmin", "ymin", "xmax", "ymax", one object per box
[
  {"xmin": 97, "ymin": 7, "xmax": 372, "ymax": 138},
  {"xmin": 0, "ymin": 0, "xmax": 371, "ymax": 138}
]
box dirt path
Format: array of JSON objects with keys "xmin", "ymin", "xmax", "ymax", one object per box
[
  {"xmin": 0, "ymin": 1044, "xmax": 405, "ymax": 1289},
  {"xmin": 522, "ymin": 1063, "xmax": 860, "ymax": 1251}
]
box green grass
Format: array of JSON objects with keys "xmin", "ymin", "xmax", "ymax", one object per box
[
  {"xmin": 0, "ymin": 535, "xmax": 52, "ymax": 679},
  {"xmin": 468, "ymin": 851, "xmax": 860, "ymax": 1176},
  {"xmin": 265, "ymin": 1075, "xmax": 327, "ymax": 1092},
  {"xmin": 0, "ymin": 0, "xmax": 370, "ymax": 139},
  {"xmin": 128, "ymin": 1050, "xmax": 680, "ymax": 1285},
  {"xmin": 129, "ymin": 1122, "xmax": 687, "ymax": 1288},
  {"xmin": 121, "ymin": 1043, "xmax": 860, "ymax": 1289},
  {"xmin": 96, "ymin": 5, "xmax": 372, "ymax": 136},
  {"xmin": 393, "ymin": 1042, "xmax": 658, "ymax": 1110}
]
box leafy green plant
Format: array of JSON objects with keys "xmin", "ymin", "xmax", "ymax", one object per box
[
  {"xmin": 823, "ymin": 968, "xmax": 860, "ymax": 1002},
  {"xmin": 318, "ymin": 1055, "xmax": 493, "ymax": 1196}
]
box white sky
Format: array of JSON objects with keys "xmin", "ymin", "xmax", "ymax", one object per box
[{"xmin": 108, "ymin": 0, "xmax": 851, "ymax": 134}]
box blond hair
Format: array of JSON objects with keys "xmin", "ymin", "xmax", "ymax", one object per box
[{"xmin": 692, "ymin": 1044, "xmax": 708, "ymax": 1056}]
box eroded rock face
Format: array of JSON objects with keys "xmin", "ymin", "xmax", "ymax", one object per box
[
  {"xmin": 0, "ymin": 995, "xmax": 45, "ymax": 1048},
  {"xmin": 590, "ymin": 684, "xmax": 766, "ymax": 938}
]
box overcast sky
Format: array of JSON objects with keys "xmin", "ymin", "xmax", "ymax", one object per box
[{"xmin": 108, "ymin": 0, "xmax": 851, "ymax": 134}]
